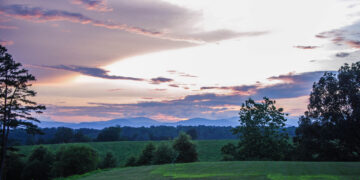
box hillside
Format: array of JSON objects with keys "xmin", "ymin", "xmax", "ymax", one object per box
[
  {"xmin": 60, "ymin": 161, "xmax": 360, "ymax": 180},
  {"xmin": 18, "ymin": 140, "xmax": 237, "ymax": 166}
]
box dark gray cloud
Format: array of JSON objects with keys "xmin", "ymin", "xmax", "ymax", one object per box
[
  {"xmin": 41, "ymin": 65, "xmax": 144, "ymax": 81},
  {"xmin": 294, "ymin": 45, "xmax": 318, "ymax": 49},
  {"xmin": 150, "ymin": 77, "xmax": 173, "ymax": 84},
  {"xmin": 335, "ymin": 52, "xmax": 350, "ymax": 57}
]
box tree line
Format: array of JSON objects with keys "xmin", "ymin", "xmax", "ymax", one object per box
[
  {"xmin": 8, "ymin": 125, "xmax": 297, "ymax": 146},
  {"xmin": 221, "ymin": 62, "xmax": 360, "ymax": 161}
]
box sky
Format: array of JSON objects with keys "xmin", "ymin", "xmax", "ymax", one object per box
[{"xmin": 1, "ymin": 0, "xmax": 360, "ymax": 125}]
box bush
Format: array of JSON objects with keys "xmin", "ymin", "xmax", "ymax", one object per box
[
  {"xmin": 221, "ymin": 143, "xmax": 237, "ymax": 161},
  {"xmin": 100, "ymin": 152, "xmax": 117, "ymax": 169},
  {"xmin": 21, "ymin": 146, "xmax": 54, "ymax": 180},
  {"xmin": 52, "ymin": 145, "xmax": 99, "ymax": 177},
  {"xmin": 137, "ymin": 143, "xmax": 155, "ymax": 165},
  {"xmin": 125, "ymin": 156, "xmax": 137, "ymax": 167},
  {"xmin": 5, "ymin": 152, "xmax": 24, "ymax": 180},
  {"xmin": 153, "ymin": 143, "xmax": 176, "ymax": 165},
  {"xmin": 173, "ymin": 132, "xmax": 198, "ymax": 163}
]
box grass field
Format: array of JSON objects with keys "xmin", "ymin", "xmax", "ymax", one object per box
[
  {"xmin": 18, "ymin": 140, "xmax": 237, "ymax": 166},
  {"xmin": 59, "ymin": 161, "xmax": 360, "ymax": 180}
]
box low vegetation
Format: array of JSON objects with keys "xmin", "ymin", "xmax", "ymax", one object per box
[{"xmin": 58, "ymin": 161, "xmax": 360, "ymax": 180}]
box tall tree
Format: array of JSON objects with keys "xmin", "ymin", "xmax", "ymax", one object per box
[
  {"xmin": 228, "ymin": 97, "xmax": 291, "ymax": 160},
  {"xmin": 0, "ymin": 45, "xmax": 45, "ymax": 179},
  {"xmin": 295, "ymin": 62, "xmax": 360, "ymax": 161}
]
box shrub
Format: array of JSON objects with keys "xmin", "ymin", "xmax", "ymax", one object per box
[
  {"xmin": 173, "ymin": 132, "xmax": 198, "ymax": 163},
  {"xmin": 100, "ymin": 152, "xmax": 117, "ymax": 169},
  {"xmin": 153, "ymin": 143, "xmax": 176, "ymax": 165},
  {"xmin": 52, "ymin": 145, "xmax": 99, "ymax": 177},
  {"xmin": 21, "ymin": 146, "xmax": 54, "ymax": 180},
  {"xmin": 125, "ymin": 156, "xmax": 137, "ymax": 167},
  {"xmin": 5, "ymin": 152, "xmax": 24, "ymax": 180},
  {"xmin": 137, "ymin": 143, "xmax": 155, "ymax": 165}
]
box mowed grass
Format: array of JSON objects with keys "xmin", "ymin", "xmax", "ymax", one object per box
[
  {"xmin": 61, "ymin": 161, "xmax": 360, "ymax": 180},
  {"xmin": 18, "ymin": 140, "xmax": 237, "ymax": 166}
]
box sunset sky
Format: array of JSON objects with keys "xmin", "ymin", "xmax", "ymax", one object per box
[{"xmin": 1, "ymin": 0, "xmax": 360, "ymax": 124}]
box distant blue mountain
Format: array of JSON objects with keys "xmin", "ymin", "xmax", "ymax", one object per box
[
  {"xmin": 36, "ymin": 116, "xmax": 298, "ymax": 129},
  {"xmin": 36, "ymin": 117, "xmax": 239, "ymax": 129}
]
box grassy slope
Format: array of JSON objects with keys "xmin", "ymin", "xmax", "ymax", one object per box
[
  {"xmin": 61, "ymin": 161, "xmax": 360, "ymax": 180},
  {"xmin": 18, "ymin": 140, "xmax": 236, "ymax": 166}
]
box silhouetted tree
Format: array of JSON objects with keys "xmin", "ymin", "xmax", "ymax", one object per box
[
  {"xmin": 73, "ymin": 131, "xmax": 91, "ymax": 142},
  {"xmin": 295, "ymin": 62, "xmax": 360, "ymax": 161},
  {"xmin": 173, "ymin": 132, "xmax": 198, "ymax": 163},
  {"xmin": 227, "ymin": 97, "xmax": 291, "ymax": 160},
  {"xmin": 96, "ymin": 126, "xmax": 121, "ymax": 142},
  {"xmin": 53, "ymin": 127, "xmax": 74, "ymax": 143},
  {"xmin": 100, "ymin": 152, "xmax": 117, "ymax": 169},
  {"xmin": 0, "ymin": 45, "xmax": 45, "ymax": 179},
  {"xmin": 153, "ymin": 143, "xmax": 176, "ymax": 165},
  {"xmin": 186, "ymin": 128, "xmax": 198, "ymax": 140},
  {"xmin": 137, "ymin": 143, "xmax": 155, "ymax": 165}
]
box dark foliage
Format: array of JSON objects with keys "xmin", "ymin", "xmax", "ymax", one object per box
[
  {"xmin": 125, "ymin": 156, "xmax": 137, "ymax": 167},
  {"xmin": 0, "ymin": 45, "xmax": 45, "ymax": 179},
  {"xmin": 186, "ymin": 128, "xmax": 198, "ymax": 140},
  {"xmin": 137, "ymin": 143, "xmax": 155, "ymax": 166},
  {"xmin": 52, "ymin": 145, "xmax": 98, "ymax": 177},
  {"xmin": 295, "ymin": 62, "xmax": 360, "ymax": 161},
  {"xmin": 223, "ymin": 97, "xmax": 292, "ymax": 161},
  {"xmin": 21, "ymin": 146, "xmax": 54, "ymax": 180},
  {"xmin": 4, "ymin": 152, "xmax": 24, "ymax": 180},
  {"xmin": 100, "ymin": 152, "xmax": 117, "ymax": 169},
  {"xmin": 53, "ymin": 127, "xmax": 74, "ymax": 143},
  {"xmin": 96, "ymin": 126, "xmax": 121, "ymax": 142},
  {"xmin": 173, "ymin": 132, "xmax": 198, "ymax": 163},
  {"xmin": 153, "ymin": 143, "xmax": 176, "ymax": 165}
]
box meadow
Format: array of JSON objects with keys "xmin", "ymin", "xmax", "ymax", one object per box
[
  {"xmin": 59, "ymin": 161, "xmax": 360, "ymax": 180},
  {"xmin": 18, "ymin": 140, "xmax": 237, "ymax": 166}
]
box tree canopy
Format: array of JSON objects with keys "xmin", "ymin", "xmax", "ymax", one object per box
[{"xmin": 295, "ymin": 62, "xmax": 360, "ymax": 161}]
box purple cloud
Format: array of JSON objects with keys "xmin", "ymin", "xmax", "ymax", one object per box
[
  {"xmin": 72, "ymin": 0, "xmax": 113, "ymax": 12},
  {"xmin": 0, "ymin": 4, "xmax": 161, "ymax": 37},
  {"xmin": 36, "ymin": 65, "xmax": 144, "ymax": 81},
  {"xmin": 150, "ymin": 77, "xmax": 174, "ymax": 84}
]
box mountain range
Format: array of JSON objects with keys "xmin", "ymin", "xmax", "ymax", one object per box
[{"xmin": 36, "ymin": 117, "xmax": 240, "ymax": 129}]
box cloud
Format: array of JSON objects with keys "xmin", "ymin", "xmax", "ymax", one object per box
[
  {"xmin": 294, "ymin": 45, "xmax": 318, "ymax": 49},
  {"xmin": 36, "ymin": 65, "xmax": 144, "ymax": 81},
  {"xmin": 335, "ymin": 52, "xmax": 350, "ymax": 57},
  {"xmin": 150, "ymin": 77, "xmax": 173, "ymax": 84},
  {"xmin": 0, "ymin": 40, "xmax": 14, "ymax": 46},
  {"xmin": 167, "ymin": 70, "xmax": 197, "ymax": 78},
  {"xmin": 0, "ymin": 25, "xmax": 18, "ymax": 29},
  {"xmin": 0, "ymin": 4, "xmax": 162, "ymax": 38},
  {"xmin": 71, "ymin": 0, "xmax": 113, "ymax": 12},
  {"xmin": 42, "ymin": 71, "xmax": 330, "ymax": 122},
  {"xmin": 346, "ymin": 40, "xmax": 360, "ymax": 49}
]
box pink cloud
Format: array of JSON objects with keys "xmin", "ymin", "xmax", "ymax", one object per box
[
  {"xmin": 0, "ymin": 40, "xmax": 14, "ymax": 46},
  {"xmin": 72, "ymin": 0, "xmax": 113, "ymax": 12}
]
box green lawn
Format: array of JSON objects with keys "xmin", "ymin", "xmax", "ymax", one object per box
[
  {"xmin": 60, "ymin": 161, "xmax": 360, "ymax": 180},
  {"xmin": 18, "ymin": 140, "xmax": 236, "ymax": 166}
]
